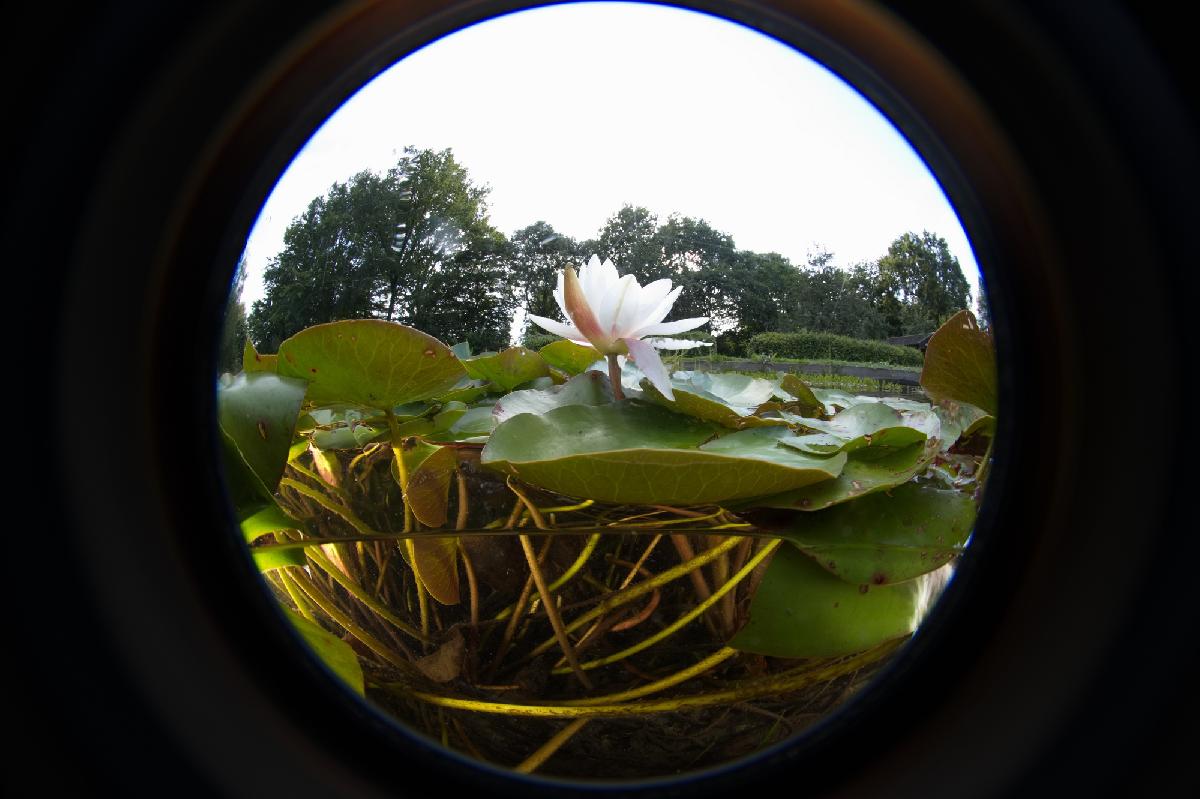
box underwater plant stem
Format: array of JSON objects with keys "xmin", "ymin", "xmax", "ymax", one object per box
[
  {"xmin": 515, "ymin": 719, "xmax": 590, "ymax": 774},
  {"xmin": 607, "ymin": 353, "xmax": 625, "ymax": 400},
  {"xmin": 669, "ymin": 534, "xmax": 717, "ymax": 635},
  {"xmin": 455, "ymin": 467, "xmax": 470, "ymax": 531},
  {"xmin": 495, "ymin": 534, "xmax": 601, "ymax": 622},
  {"xmin": 279, "ymin": 477, "xmax": 376, "ymax": 535},
  {"xmin": 459, "ymin": 541, "xmax": 480, "ymax": 627},
  {"xmin": 520, "ymin": 533, "xmax": 593, "ymax": 690},
  {"xmin": 527, "ymin": 536, "xmax": 743, "ymax": 659},
  {"xmin": 407, "ymin": 640, "xmax": 901, "ymax": 718},
  {"xmin": 564, "ymin": 647, "xmax": 739, "ymax": 705},
  {"xmin": 552, "ymin": 539, "xmax": 781, "ymax": 675},
  {"xmin": 486, "ymin": 537, "xmax": 552, "ymax": 679},
  {"xmin": 276, "ymin": 568, "xmax": 317, "ymax": 623},
  {"xmin": 286, "ymin": 567, "xmax": 413, "ymax": 671},
  {"xmin": 304, "ymin": 544, "xmax": 427, "ymax": 643}
]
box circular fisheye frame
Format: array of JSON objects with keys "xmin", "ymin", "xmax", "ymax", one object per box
[
  {"xmin": 28, "ymin": 1, "xmax": 1193, "ymax": 797},
  {"xmin": 217, "ymin": 2, "xmax": 994, "ymax": 784}
]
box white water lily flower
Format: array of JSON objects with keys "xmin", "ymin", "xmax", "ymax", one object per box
[{"xmin": 527, "ymin": 255, "xmax": 711, "ymax": 400}]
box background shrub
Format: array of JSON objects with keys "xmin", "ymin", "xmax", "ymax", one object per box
[{"xmin": 746, "ymin": 330, "xmax": 924, "ymax": 366}]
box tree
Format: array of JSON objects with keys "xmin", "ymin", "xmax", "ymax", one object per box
[
  {"xmin": 506, "ymin": 222, "xmax": 582, "ymax": 340},
  {"xmin": 875, "ymin": 231, "xmax": 971, "ymax": 335},
  {"xmin": 248, "ymin": 147, "xmax": 514, "ymax": 352}
]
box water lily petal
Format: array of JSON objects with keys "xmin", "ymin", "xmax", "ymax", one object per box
[
  {"xmin": 527, "ymin": 314, "xmax": 585, "ymax": 343},
  {"xmin": 647, "ymin": 337, "xmax": 713, "ymax": 350},
  {"xmin": 623, "ymin": 336, "xmax": 674, "ymax": 400},
  {"xmin": 598, "ymin": 274, "xmax": 638, "ymax": 337},
  {"xmin": 552, "ymin": 270, "xmax": 569, "ymax": 321},
  {"xmin": 633, "ymin": 316, "xmax": 708, "ymax": 337},
  {"xmin": 563, "ymin": 266, "xmax": 610, "ymax": 347},
  {"xmin": 636, "ymin": 279, "xmax": 673, "ymax": 322},
  {"xmin": 636, "ymin": 285, "xmax": 684, "ymax": 330}
]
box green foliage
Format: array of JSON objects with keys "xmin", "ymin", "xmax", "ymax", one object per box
[
  {"xmin": 248, "ymin": 148, "xmax": 514, "ymax": 353},
  {"xmin": 520, "ymin": 331, "xmax": 559, "ymax": 351},
  {"xmin": 874, "ymin": 231, "xmax": 971, "ymax": 336},
  {"xmin": 746, "ymin": 331, "xmax": 925, "ymax": 367}
]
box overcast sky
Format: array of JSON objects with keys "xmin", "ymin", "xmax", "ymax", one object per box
[{"xmin": 239, "ymin": 1, "xmax": 981, "ymax": 316}]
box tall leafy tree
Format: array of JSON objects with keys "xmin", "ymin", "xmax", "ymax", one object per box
[
  {"xmin": 875, "ymin": 231, "xmax": 971, "ymax": 335},
  {"xmin": 249, "ymin": 148, "xmax": 514, "ymax": 351},
  {"xmin": 506, "ymin": 222, "xmax": 582, "ymax": 339}
]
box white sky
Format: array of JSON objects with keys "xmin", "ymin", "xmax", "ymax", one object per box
[{"xmin": 240, "ymin": 1, "xmax": 981, "ymax": 318}]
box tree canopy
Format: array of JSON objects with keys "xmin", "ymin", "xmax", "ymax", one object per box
[{"xmin": 243, "ymin": 147, "xmax": 976, "ymax": 358}]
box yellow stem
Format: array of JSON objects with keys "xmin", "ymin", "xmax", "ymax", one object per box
[{"xmin": 514, "ymin": 719, "xmax": 589, "ymax": 774}]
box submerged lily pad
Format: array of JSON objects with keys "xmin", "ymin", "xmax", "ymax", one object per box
[
  {"xmin": 428, "ymin": 405, "xmax": 497, "ymax": 442},
  {"xmin": 481, "ymin": 402, "xmax": 844, "ymax": 505},
  {"xmin": 494, "ymin": 371, "xmax": 613, "ymax": 422},
  {"xmin": 921, "ymin": 310, "xmax": 997, "ymax": 416},
  {"xmin": 283, "ymin": 607, "xmax": 365, "ymax": 696},
  {"xmin": 462, "ymin": 346, "xmax": 550, "ymax": 392},
  {"xmin": 750, "ymin": 483, "xmax": 974, "ymax": 585},
  {"xmin": 277, "ymin": 319, "xmax": 465, "ymax": 409},
  {"xmin": 729, "ymin": 544, "xmax": 951, "ymax": 658}
]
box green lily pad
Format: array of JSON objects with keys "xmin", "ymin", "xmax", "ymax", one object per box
[
  {"xmin": 435, "ymin": 377, "xmax": 489, "ymax": 405},
  {"xmin": 391, "ymin": 439, "xmax": 457, "ymax": 529},
  {"xmin": 481, "ymin": 402, "xmax": 844, "ymax": 505},
  {"xmin": 240, "ymin": 502, "xmax": 304, "ymax": 542},
  {"xmin": 777, "ymin": 373, "xmax": 824, "ymax": 417},
  {"xmin": 427, "ymin": 404, "xmax": 497, "ymax": 443},
  {"xmin": 462, "ymin": 346, "xmax": 550, "ymax": 392},
  {"xmin": 450, "ymin": 341, "xmax": 472, "ymax": 359},
  {"xmin": 277, "ymin": 319, "xmax": 465, "ymax": 409},
  {"xmin": 749, "ymin": 483, "xmax": 974, "ymax": 585},
  {"xmin": 729, "ymin": 544, "xmax": 950, "ymax": 658},
  {"xmin": 494, "ymin": 371, "xmax": 613, "ymax": 423},
  {"xmin": 933, "ymin": 400, "xmax": 995, "ymax": 449},
  {"xmin": 242, "ymin": 339, "xmax": 277, "ymax": 373},
  {"xmin": 539, "ymin": 340, "xmax": 601, "ymax": 376},
  {"xmin": 640, "ymin": 372, "xmax": 789, "ymax": 429},
  {"xmin": 217, "ymin": 372, "xmax": 309, "ymax": 494},
  {"xmin": 921, "ymin": 310, "xmax": 997, "ymax": 416},
  {"xmin": 751, "ymin": 439, "xmax": 938, "ymax": 511},
  {"xmin": 783, "ymin": 402, "xmax": 928, "ymax": 454},
  {"xmin": 283, "ymin": 607, "xmax": 365, "ymax": 696}
]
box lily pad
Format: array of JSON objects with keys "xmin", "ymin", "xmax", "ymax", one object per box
[
  {"xmin": 391, "ymin": 440, "xmax": 457, "ymax": 529},
  {"xmin": 751, "ymin": 439, "xmax": 938, "ymax": 511},
  {"xmin": 238, "ymin": 498, "xmax": 307, "ymax": 571},
  {"xmin": 428, "ymin": 405, "xmax": 497, "ymax": 443},
  {"xmin": 242, "ymin": 339, "xmax": 278, "ymax": 373},
  {"xmin": 729, "ymin": 544, "xmax": 950, "ymax": 658},
  {"xmin": 539, "ymin": 340, "xmax": 601, "ymax": 376},
  {"xmin": 450, "ymin": 341, "xmax": 472, "ymax": 359},
  {"xmin": 640, "ymin": 372, "xmax": 789, "ymax": 429},
  {"xmin": 921, "ymin": 310, "xmax": 997, "ymax": 416},
  {"xmin": 277, "ymin": 319, "xmax": 465, "ymax": 409},
  {"xmin": 481, "ymin": 402, "xmax": 845, "ymax": 505},
  {"xmin": 777, "ymin": 373, "xmax": 823, "ymax": 417},
  {"xmin": 217, "ymin": 372, "xmax": 309, "ymax": 494},
  {"xmin": 283, "ymin": 607, "xmax": 365, "ymax": 696},
  {"xmin": 462, "ymin": 346, "xmax": 550, "ymax": 392},
  {"xmin": 750, "ymin": 483, "xmax": 974, "ymax": 585},
  {"xmin": 494, "ymin": 371, "xmax": 613, "ymax": 423},
  {"xmin": 782, "ymin": 402, "xmax": 928, "ymax": 454}
]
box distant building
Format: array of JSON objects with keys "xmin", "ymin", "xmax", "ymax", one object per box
[{"xmin": 886, "ymin": 332, "xmax": 933, "ymax": 351}]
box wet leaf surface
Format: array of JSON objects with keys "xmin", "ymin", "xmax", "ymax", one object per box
[
  {"xmin": 482, "ymin": 402, "xmax": 844, "ymax": 504},
  {"xmin": 921, "ymin": 310, "xmax": 997, "ymax": 416},
  {"xmin": 730, "ymin": 545, "xmax": 948, "ymax": 658},
  {"xmin": 751, "ymin": 483, "xmax": 973, "ymax": 584},
  {"xmin": 278, "ymin": 319, "xmax": 465, "ymax": 409}
]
